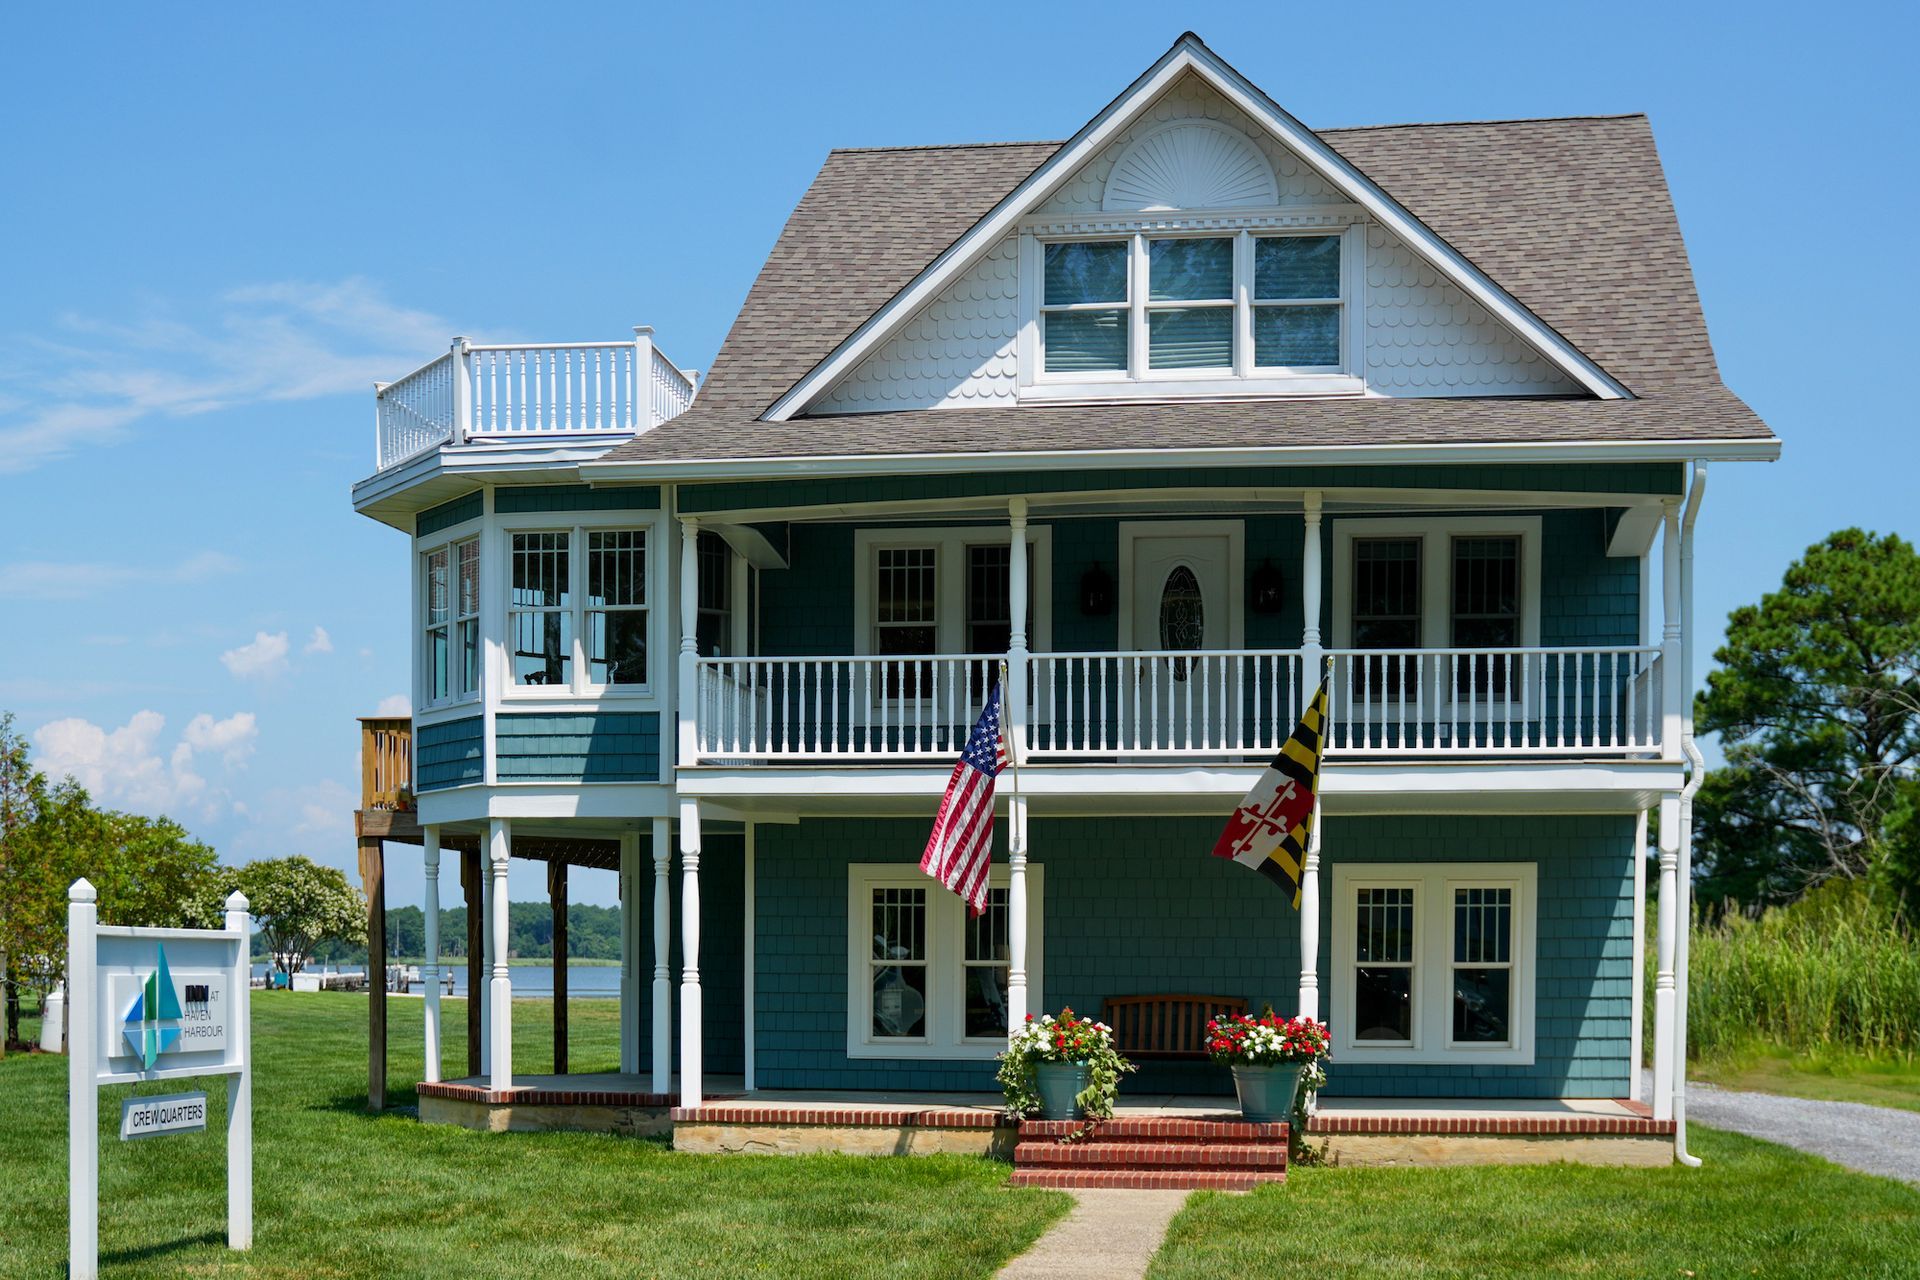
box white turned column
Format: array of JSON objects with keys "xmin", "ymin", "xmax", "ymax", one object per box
[
  {"xmin": 1297, "ymin": 797, "xmax": 1323, "ymax": 1019},
  {"xmin": 487, "ymin": 818, "xmax": 512, "ymax": 1092},
  {"xmin": 1660, "ymin": 500, "xmax": 1683, "ymax": 760},
  {"xmin": 618, "ymin": 829, "xmax": 639, "ymax": 1075},
  {"xmin": 1007, "ymin": 498, "xmax": 1030, "ymax": 759},
  {"xmin": 422, "ymin": 827, "xmax": 442, "ymax": 1084},
  {"xmin": 1652, "ymin": 794, "xmax": 1680, "ymax": 1121},
  {"xmin": 1007, "ymin": 794, "xmax": 1030, "ymax": 1034},
  {"xmin": 678, "ymin": 799, "xmax": 704, "ymax": 1107},
  {"xmin": 651, "ymin": 816, "xmax": 673, "ymax": 1095},
  {"xmin": 479, "ymin": 850, "xmax": 491, "ymax": 1076},
  {"xmin": 678, "ymin": 516, "xmax": 700, "ymax": 766},
  {"xmin": 1630, "ymin": 807, "xmax": 1649, "ymax": 1101},
  {"xmin": 1301, "ymin": 492, "xmax": 1325, "ymax": 698}
]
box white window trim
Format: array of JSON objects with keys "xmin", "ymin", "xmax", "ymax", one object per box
[
  {"xmin": 852, "ymin": 526, "xmax": 1054, "ymax": 658},
  {"xmin": 845, "ymin": 862, "xmax": 1044, "ymax": 1060},
  {"xmin": 415, "ymin": 517, "xmax": 484, "ymax": 714},
  {"xmin": 1017, "ymin": 224, "xmax": 1365, "ymax": 402},
  {"xmin": 495, "ymin": 508, "xmax": 667, "ymax": 705},
  {"xmin": 1330, "ymin": 514, "xmax": 1543, "ymax": 651},
  {"xmin": 1330, "ymin": 861, "xmax": 1538, "ymax": 1066}
]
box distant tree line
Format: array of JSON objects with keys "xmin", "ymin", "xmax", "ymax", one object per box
[{"xmin": 323, "ymin": 902, "xmax": 624, "ymax": 963}]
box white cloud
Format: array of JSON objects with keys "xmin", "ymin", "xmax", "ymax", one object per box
[
  {"xmin": 0, "ymin": 549, "xmax": 240, "ymax": 601},
  {"xmin": 226, "ymin": 777, "xmax": 356, "ymax": 862},
  {"xmin": 303, "ymin": 626, "xmax": 333, "ymax": 655},
  {"xmin": 32, "ymin": 708, "xmax": 257, "ymax": 819},
  {"xmin": 0, "ymin": 277, "xmax": 453, "ymax": 473},
  {"xmin": 221, "ymin": 630, "xmax": 290, "ymax": 680},
  {"xmin": 374, "ymin": 693, "xmax": 411, "ymax": 717}
]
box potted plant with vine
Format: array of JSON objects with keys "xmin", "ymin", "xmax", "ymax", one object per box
[
  {"xmin": 997, "ymin": 1008, "xmax": 1135, "ymax": 1121},
  {"xmin": 1204, "ymin": 1011, "xmax": 1330, "ymax": 1124}
]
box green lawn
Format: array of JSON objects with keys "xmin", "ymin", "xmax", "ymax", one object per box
[
  {"xmin": 0, "ymin": 992, "xmax": 1067, "ymax": 1279},
  {"xmin": 1151, "ymin": 1127, "xmax": 1920, "ymax": 1280},
  {"xmin": 1691, "ymin": 1046, "xmax": 1920, "ymax": 1114}
]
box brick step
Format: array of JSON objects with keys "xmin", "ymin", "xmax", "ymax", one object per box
[
  {"xmin": 1017, "ymin": 1117, "xmax": 1288, "ymax": 1143},
  {"xmin": 1014, "ymin": 1140, "xmax": 1286, "ymax": 1170},
  {"xmin": 1007, "ymin": 1169, "xmax": 1286, "ymax": 1191}
]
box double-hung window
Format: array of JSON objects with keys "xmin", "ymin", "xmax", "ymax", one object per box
[
  {"xmin": 507, "ymin": 526, "xmax": 651, "ymax": 693},
  {"xmin": 855, "ymin": 528, "xmax": 1052, "ymax": 700},
  {"xmin": 421, "ymin": 535, "xmax": 479, "ymax": 706},
  {"xmin": 1036, "ymin": 231, "xmax": 1352, "ymax": 384},
  {"xmin": 1331, "ymin": 862, "xmax": 1537, "ymax": 1064},
  {"xmin": 1333, "ymin": 517, "xmax": 1542, "ymax": 705},
  {"xmin": 848, "ymin": 865, "xmax": 1042, "ymax": 1058},
  {"xmin": 695, "ymin": 531, "xmax": 733, "ymax": 658}
]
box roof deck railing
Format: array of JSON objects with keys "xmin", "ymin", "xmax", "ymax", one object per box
[{"xmin": 373, "ymin": 327, "xmax": 698, "ymax": 471}]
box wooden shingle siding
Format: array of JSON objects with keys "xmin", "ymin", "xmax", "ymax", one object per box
[
  {"xmin": 493, "ymin": 484, "xmax": 659, "ymax": 514},
  {"xmin": 677, "ymin": 461, "xmax": 1682, "ymax": 517},
  {"xmin": 494, "ymin": 712, "xmax": 661, "ymax": 782},
  {"xmin": 749, "ymin": 814, "xmax": 1635, "ymax": 1098},
  {"xmin": 415, "ymin": 716, "xmax": 484, "ymax": 791},
  {"xmin": 415, "ymin": 491, "xmax": 483, "ymax": 537}
]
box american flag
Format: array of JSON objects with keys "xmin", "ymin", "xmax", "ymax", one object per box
[{"xmin": 920, "ymin": 683, "xmax": 1009, "ymax": 916}]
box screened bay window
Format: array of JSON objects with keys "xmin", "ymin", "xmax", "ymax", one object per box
[
  {"xmin": 507, "ymin": 526, "xmax": 649, "ymax": 691},
  {"xmin": 422, "ymin": 536, "xmax": 479, "ymax": 705},
  {"xmin": 1039, "ymin": 231, "xmax": 1348, "ymax": 379},
  {"xmin": 1331, "ymin": 863, "xmax": 1537, "ymax": 1065},
  {"xmin": 848, "ymin": 865, "xmax": 1041, "ymax": 1058}
]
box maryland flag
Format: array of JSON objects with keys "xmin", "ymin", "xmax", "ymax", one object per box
[{"xmin": 1209, "ymin": 681, "xmax": 1327, "ymax": 907}]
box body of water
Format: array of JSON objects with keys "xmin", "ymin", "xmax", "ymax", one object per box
[{"xmin": 252, "ymin": 963, "xmax": 622, "ymax": 998}]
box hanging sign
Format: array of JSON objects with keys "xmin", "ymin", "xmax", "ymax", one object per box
[{"xmin": 120, "ymin": 1092, "xmax": 209, "ymax": 1141}]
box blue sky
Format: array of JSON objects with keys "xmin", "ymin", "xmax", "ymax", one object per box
[{"xmin": 2, "ymin": 2, "xmax": 1913, "ymax": 909}]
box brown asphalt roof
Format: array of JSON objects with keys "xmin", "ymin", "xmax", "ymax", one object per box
[{"xmin": 602, "ymin": 114, "xmax": 1773, "ymax": 468}]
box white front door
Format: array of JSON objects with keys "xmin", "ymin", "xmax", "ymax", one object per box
[{"xmin": 1121, "ymin": 523, "xmax": 1244, "ymax": 751}]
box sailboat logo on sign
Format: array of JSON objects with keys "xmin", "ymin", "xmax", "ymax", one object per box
[{"xmin": 122, "ymin": 943, "xmax": 185, "ymax": 1069}]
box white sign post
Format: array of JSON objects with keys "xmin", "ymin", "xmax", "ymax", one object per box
[{"xmin": 68, "ymin": 878, "xmax": 252, "ymax": 1280}]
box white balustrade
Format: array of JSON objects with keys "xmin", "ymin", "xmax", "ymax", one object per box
[
  {"xmin": 691, "ymin": 646, "xmax": 1664, "ymax": 763},
  {"xmin": 374, "ymin": 334, "xmax": 698, "ymax": 470},
  {"xmin": 695, "ymin": 655, "xmax": 1006, "ymax": 760},
  {"xmin": 1025, "ymin": 650, "xmax": 1305, "ymax": 758},
  {"xmin": 1321, "ymin": 646, "xmax": 1663, "ymax": 755}
]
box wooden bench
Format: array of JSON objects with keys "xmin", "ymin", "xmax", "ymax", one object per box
[{"xmin": 1101, "ymin": 994, "xmax": 1248, "ymax": 1060}]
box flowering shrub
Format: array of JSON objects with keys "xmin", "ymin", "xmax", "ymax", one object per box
[
  {"xmin": 1204, "ymin": 1013, "xmax": 1331, "ymax": 1069},
  {"xmin": 996, "ymin": 1008, "xmax": 1136, "ymax": 1118}
]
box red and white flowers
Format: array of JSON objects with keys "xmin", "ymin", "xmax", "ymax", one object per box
[{"xmin": 1204, "ymin": 1013, "xmax": 1331, "ymax": 1069}]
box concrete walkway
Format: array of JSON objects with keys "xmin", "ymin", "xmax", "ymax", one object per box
[
  {"xmin": 997, "ymin": 1190, "xmax": 1189, "ymax": 1280},
  {"xmin": 1648, "ymin": 1072, "xmax": 1920, "ymax": 1186}
]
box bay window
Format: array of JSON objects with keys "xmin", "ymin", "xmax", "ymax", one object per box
[
  {"xmin": 1331, "ymin": 862, "xmax": 1537, "ymax": 1064},
  {"xmin": 506, "ymin": 524, "xmax": 651, "ymax": 694},
  {"xmin": 847, "ymin": 864, "xmax": 1042, "ymax": 1058},
  {"xmin": 421, "ymin": 535, "xmax": 479, "ymax": 706}
]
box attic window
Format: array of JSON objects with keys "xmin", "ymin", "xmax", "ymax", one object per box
[{"xmin": 1038, "ymin": 231, "xmax": 1350, "ymax": 381}]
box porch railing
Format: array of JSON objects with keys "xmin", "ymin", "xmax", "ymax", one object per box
[
  {"xmin": 695, "ymin": 654, "xmax": 1006, "ymax": 760},
  {"xmin": 358, "ymin": 716, "xmax": 414, "ymax": 810},
  {"xmin": 373, "ymin": 330, "xmax": 698, "ymax": 471},
  {"xmin": 689, "ymin": 646, "xmax": 1666, "ymax": 763}
]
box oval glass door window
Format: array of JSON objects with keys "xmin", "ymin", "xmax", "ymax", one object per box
[{"xmin": 1159, "ymin": 565, "xmax": 1204, "ymax": 678}]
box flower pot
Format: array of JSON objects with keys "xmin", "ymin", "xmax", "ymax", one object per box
[
  {"xmin": 1231, "ymin": 1063, "xmax": 1303, "ymax": 1124},
  {"xmin": 1033, "ymin": 1061, "xmax": 1092, "ymax": 1120}
]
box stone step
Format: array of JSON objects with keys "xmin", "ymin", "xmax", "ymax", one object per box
[
  {"xmin": 1014, "ymin": 1140, "xmax": 1287, "ymax": 1169},
  {"xmin": 1017, "ymin": 1117, "xmax": 1289, "ymax": 1143},
  {"xmin": 1006, "ymin": 1169, "xmax": 1286, "ymax": 1191}
]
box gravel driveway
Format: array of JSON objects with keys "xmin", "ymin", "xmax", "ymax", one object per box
[{"xmin": 1648, "ymin": 1072, "xmax": 1920, "ymax": 1186}]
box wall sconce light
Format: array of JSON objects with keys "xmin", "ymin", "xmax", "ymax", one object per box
[
  {"xmin": 1248, "ymin": 558, "xmax": 1285, "ymax": 615},
  {"xmin": 1080, "ymin": 562, "xmax": 1115, "ymax": 616}
]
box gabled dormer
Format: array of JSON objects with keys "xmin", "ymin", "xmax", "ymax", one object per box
[{"xmin": 786, "ymin": 37, "xmax": 1621, "ymax": 420}]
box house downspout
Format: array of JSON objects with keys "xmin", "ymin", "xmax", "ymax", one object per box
[{"xmin": 1675, "ymin": 460, "xmax": 1708, "ymax": 1167}]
